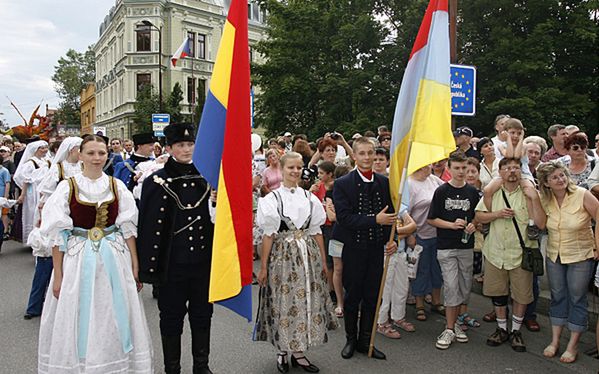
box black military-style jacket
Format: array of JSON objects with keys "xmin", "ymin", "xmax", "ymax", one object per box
[{"xmin": 137, "ymin": 157, "xmax": 214, "ymax": 284}]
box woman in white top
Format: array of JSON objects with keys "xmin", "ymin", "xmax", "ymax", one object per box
[
  {"xmin": 255, "ymin": 152, "xmax": 337, "ymax": 373},
  {"xmin": 477, "ymin": 138, "xmax": 498, "ymax": 189},
  {"xmin": 14, "ymin": 140, "xmax": 50, "ymax": 243},
  {"xmin": 37, "ymin": 135, "xmax": 153, "ymax": 373}
]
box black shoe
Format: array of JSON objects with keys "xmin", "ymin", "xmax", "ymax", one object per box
[
  {"xmin": 291, "ymin": 355, "xmax": 319, "ymax": 373},
  {"xmin": 277, "ymin": 353, "xmax": 289, "ymax": 373},
  {"xmin": 341, "ymin": 339, "xmax": 356, "ymax": 359},
  {"xmin": 486, "ymin": 328, "xmax": 509, "ymax": 346},
  {"xmin": 356, "ymin": 308, "xmax": 386, "ymax": 360},
  {"xmin": 510, "ymin": 330, "xmax": 527, "ymax": 352},
  {"xmin": 23, "ymin": 314, "xmax": 38, "ymax": 320},
  {"xmin": 356, "ymin": 345, "xmax": 386, "ymax": 360}
]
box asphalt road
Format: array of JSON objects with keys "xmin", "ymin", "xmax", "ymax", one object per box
[{"xmin": 1, "ymin": 240, "xmax": 597, "ymax": 373}]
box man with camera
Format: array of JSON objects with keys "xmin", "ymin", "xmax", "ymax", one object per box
[{"xmin": 474, "ymin": 158, "xmax": 543, "ymax": 353}]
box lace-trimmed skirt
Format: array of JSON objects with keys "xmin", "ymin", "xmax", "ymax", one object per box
[{"xmin": 254, "ymin": 230, "xmax": 337, "ymax": 351}]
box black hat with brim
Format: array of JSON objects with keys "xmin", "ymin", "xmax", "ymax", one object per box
[{"xmin": 132, "ymin": 133, "xmax": 156, "ymax": 145}]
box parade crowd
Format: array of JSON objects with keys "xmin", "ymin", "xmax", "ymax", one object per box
[{"xmin": 1, "ymin": 116, "xmax": 598, "ymax": 373}]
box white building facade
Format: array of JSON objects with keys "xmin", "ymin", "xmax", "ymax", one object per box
[{"xmin": 94, "ymin": 0, "xmax": 266, "ymax": 140}]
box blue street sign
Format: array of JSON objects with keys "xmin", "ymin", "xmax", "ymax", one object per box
[
  {"xmin": 450, "ymin": 64, "xmax": 476, "ymax": 116},
  {"xmin": 152, "ymin": 113, "xmax": 170, "ymax": 123},
  {"xmin": 154, "ymin": 131, "xmax": 164, "ymax": 137}
]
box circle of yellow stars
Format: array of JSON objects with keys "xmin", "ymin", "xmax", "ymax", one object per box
[{"xmin": 452, "ymin": 71, "xmax": 472, "ymax": 108}]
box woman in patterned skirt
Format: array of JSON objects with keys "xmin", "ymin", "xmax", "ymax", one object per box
[{"xmin": 256, "ymin": 152, "xmax": 337, "ymax": 373}]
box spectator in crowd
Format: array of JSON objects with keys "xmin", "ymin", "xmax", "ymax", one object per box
[
  {"xmin": 292, "ymin": 139, "xmax": 314, "ymax": 167},
  {"xmin": 523, "ymin": 136, "xmax": 547, "ymax": 182},
  {"xmin": 453, "ymin": 127, "xmax": 480, "ymax": 159},
  {"xmin": 123, "ymin": 138, "xmax": 134, "ymax": 159},
  {"xmin": 377, "ymin": 204, "xmax": 417, "ymax": 339},
  {"xmin": 153, "ymin": 142, "xmax": 163, "ymax": 159},
  {"xmin": 536, "ymin": 161, "xmax": 599, "ymax": 364},
  {"xmin": 465, "ymin": 157, "xmax": 484, "ymax": 284},
  {"xmin": 541, "ymin": 124, "xmax": 568, "ymax": 162},
  {"xmin": 491, "ymin": 114, "xmax": 510, "ymax": 159},
  {"xmin": 565, "ymin": 125, "xmax": 580, "ymax": 136},
  {"xmin": 560, "ymin": 131, "xmax": 595, "ymax": 190},
  {"xmin": 428, "ymin": 151, "xmax": 480, "ymax": 350},
  {"xmin": 373, "ymin": 147, "xmax": 389, "ymax": 176},
  {"xmin": 282, "ymin": 131, "xmax": 293, "ymax": 152},
  {"xmin": 377, "ymin": 125, "xmax": 389, "ymax": 137},
  {"xmin": 475, "ymin": 158, "xmax": 544, "ymax": 353},
  {"xmin": 477, "ymin": 137, "xmax": 498, "ymax": 189},
  {"xmin": 432, "ymin": 159, "xmax": 451, "ymax": 182},
  {"xmin": 378, "ymin": 133, "xmax": 391, "ymax": 151},
  {"xmin": 309, "ymin": 135, "xmax": 352, "ymax": 168},
  {"xmin": 592, "ymin": 133, "xmax": 599, "ymax": 159},
  {"xmin": 0, "ymin": 146, "xmax": 15, "ymax": 239},
  {"xmin": 292, "ymin": 134, "xmax": 308, "ymax": 147},
  {"xmin": 260, "ymin": 149, "xmax": 282, "ymax": 196},
  {"xmin": 110, "ymin": 138, "xmax": 126, "ymax": 160},
  {"xmin": 326, "ymin": 165, "xmax": 351, "ymax": 319},
  {"xmin": 408, "ymin": 165, "xmax": 445, "ymax": 322}
]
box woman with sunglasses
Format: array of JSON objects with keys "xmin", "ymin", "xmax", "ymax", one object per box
[{"xmin": 561, "ymin": 131, "xmax": 595, "ymax": 190}]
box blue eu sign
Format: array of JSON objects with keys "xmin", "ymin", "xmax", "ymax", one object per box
[{"xmin": 450, "ymin": 64, "xmax": 476, "ymax": 116}]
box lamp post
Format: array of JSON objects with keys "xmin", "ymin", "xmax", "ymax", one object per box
[{"xmin": 137, "ymin": 20, "xmax": 163, "ymax": 112}]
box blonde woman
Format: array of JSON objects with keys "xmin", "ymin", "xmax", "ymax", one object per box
[{"xmin": 536, "ymin": 161, "xmax": 599, "ymax": 364}]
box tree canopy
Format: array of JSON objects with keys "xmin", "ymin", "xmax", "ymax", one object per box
[
  {"xmin": 133, "ymin": 82, "xmax": 185, "ymax": 133},
  {"xmin": 253, "ymin": 0, "xmax": 598, "ymax": 138},
  {"xmin": 52, "ymin": 46, "xmax": 95, "ymax": 125}
]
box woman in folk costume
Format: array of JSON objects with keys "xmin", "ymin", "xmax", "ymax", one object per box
[
  {"xmin": 24, "ymin": 137, "xmax": 83, "ymax": 321},
  {"xmin": 255, "ymin": 152, "xmax": 337, "ymax": 374},
  {"xmin": 14, "ymin": 140, "xmax": 50, "ymax": 243},
  {"xmin": 37, "ymin": 135, "xmax": 153, "ymax": 373}
]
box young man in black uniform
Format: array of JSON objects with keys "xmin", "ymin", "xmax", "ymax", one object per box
[
  {"xmin": 138, "ymin": 123, "xmax": 215, "ymax": 374},
  {"xmin": 332, "ymin": 136, "xmax": 398, "ymax": 360}
]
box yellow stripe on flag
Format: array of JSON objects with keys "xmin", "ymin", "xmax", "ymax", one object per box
[
  {"xmin": 209, "ymin": 168, "xmax": 242, "ymax": 302},
  {"xmin": 210, "ymin": 21, "xmax": 236, "ymax": 108}
]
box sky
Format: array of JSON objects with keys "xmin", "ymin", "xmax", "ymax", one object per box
[{"xmin": 0, "ymin": 0, "xmax": 114, "ymax": 126}]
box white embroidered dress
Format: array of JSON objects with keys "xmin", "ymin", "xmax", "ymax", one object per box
[{"xmin": 37, "ymin": 174, "xmax": 153, "ymax": 373}]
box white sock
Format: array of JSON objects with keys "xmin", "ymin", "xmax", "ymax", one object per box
[
  {"xmin": 497, "ymin": 318, "xmax": 507, "ymax": 331},
  {"xmin": 528, "ymin": 219, "xmax": 534, "ymax": 226},
  {"xmin": 512, "ymin": 315, "xmax": 524, "ymax": 332}
]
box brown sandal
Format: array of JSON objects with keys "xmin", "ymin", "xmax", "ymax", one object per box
[{"xmin": 416, "ymin": 307, "xmax": 427, "ymax": 321}]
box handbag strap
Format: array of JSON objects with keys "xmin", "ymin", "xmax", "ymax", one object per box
[{"xmin": 500, "ymin": 189, "xmax": 527, "ymax": 250}]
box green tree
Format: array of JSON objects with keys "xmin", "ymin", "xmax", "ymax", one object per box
[
  {"xmin": 133, "ymin": 85, "xmax": 159, "ymax": 133},
  {"xmin": 454, "ymin": 0, "xmax": 598, "ymax": 136},
  {"xmin": 165, "ymin": 82, "xmax": 184, "ymax": 123},
  {"xmin": 52, "ymin": 45, "xmax": 95, "ymax": 125},
  {"xmin": 254, "ymin": 0, "xmax": 390, "ymax": 138}
]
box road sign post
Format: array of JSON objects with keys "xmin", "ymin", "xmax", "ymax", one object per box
[{"xmin": 152, "ymin": 113, "xmax": 170, "ymax": 137}]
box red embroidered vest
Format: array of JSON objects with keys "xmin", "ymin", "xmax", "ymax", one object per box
[{"xmin": 67, "ymin": 177, "xmax": 119, "ymax": 229}]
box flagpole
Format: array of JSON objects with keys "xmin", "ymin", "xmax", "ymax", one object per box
[
  {"xmin": 369, "ymin": 139, "xmax": 413, "ymax": 357},
  {"xmin": 191, "ymin": 56, "xmax": 196, "ymax": 125}
]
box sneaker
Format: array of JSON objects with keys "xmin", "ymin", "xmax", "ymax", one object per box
[
  {"xmin": 510, "ymin": 330, "xmax": 527, "ymax": 352},
  {"xmin": 527, "ymin": 224, "xmax": 540, "ymax": 241},
  {"xmin": 435, "ymin": 329, "xmax": 455, "ymax": 350},
  {"xmin": 486, "ymin": 328, "xmax": 509, "ymax": 346},
  {"xmin": 454, "ymin": 324, "xmax": 468, "ymax": 343}
]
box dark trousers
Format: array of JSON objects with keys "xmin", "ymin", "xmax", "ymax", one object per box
[
  {"xmin": 26, "ymin": 256, "xmax": 53, "ymax": 315},
  {"xmin": 524, "ymin": 274, "xmax": 540, "ymax": 321},
  {"xmin": 342, "ymin": 243, "xmax": 384, "ymax": 315},
  {"xmin": 158, "ymin": 263, "xmax": 213, "ymax": 336}
]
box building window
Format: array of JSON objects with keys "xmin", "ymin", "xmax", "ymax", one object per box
[
  {"xmin": 137, "ymin": 73, "xmax": 151, "ymax": 93},
  {"xmin": 136, "ymin": 27, "xmax": 151, "ymax": 51},
  {"xmin": 187, "ymin": 77, "xmax": 196, "ymax": 104},
  {"xmin": 187, "ymin": 31, "xmax": 196, "ymax": 57},
  {"xmin": 198, "ymin": 34, "xmax": 206, "ymax": 59}
]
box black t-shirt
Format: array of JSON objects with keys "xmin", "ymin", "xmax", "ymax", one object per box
[{"xmin": 428, "ymin": 182, "xmax": 480, "ymax": 249}]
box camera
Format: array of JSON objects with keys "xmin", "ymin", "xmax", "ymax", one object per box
[
  {"xmin": 301, "ymin": 167, "xmax": 317, "ymax": 182},
  {"xmin": 330, "ymin": 132, "xmax": 340, "ymax": 140}
]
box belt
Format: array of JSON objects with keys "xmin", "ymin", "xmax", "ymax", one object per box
[{"xmin": 71, "ymin": 226, "xmax": 119, "ymax": 244}]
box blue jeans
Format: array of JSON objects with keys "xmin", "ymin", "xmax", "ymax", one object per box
[
  {"xmin": 524, "ymin": 274, "xmax": 539, "ymax": 321},
  {"xmin": 411, "ymin": 236, "xmax": 443, "ymax": 296},
  {"xmin": 546, "ymin": 257, "xmax": 593, "ymax": 332},
  {"xmin": 25, "ymin": 256, "xmax": 53, "ymax": 316}
]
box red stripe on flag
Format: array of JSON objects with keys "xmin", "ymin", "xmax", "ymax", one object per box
[
  {"xmin": 409, "ymin": 0, "xmax": 448, "ymax": 59},
  {"xmin": 222, "ymin": 0, "xmax": 253, "ymax": 286}
]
